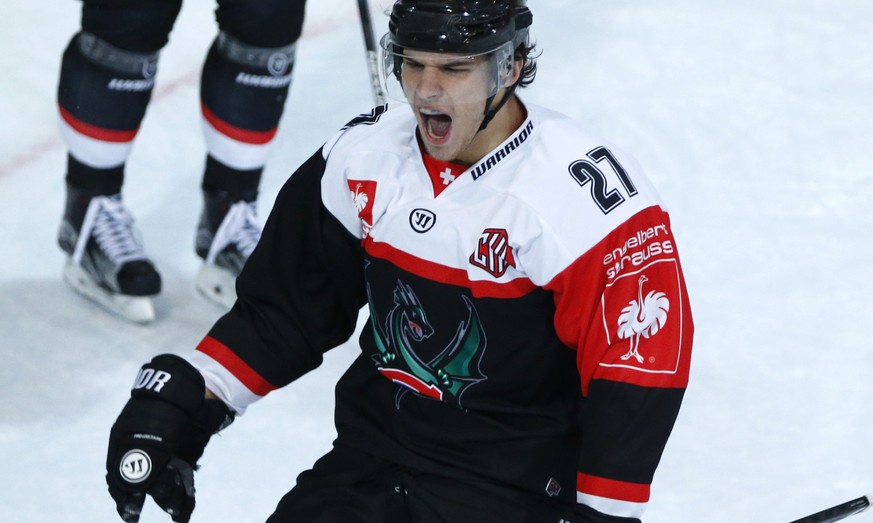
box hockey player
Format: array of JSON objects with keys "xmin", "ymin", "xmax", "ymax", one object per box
[
  {"xmin": 105, "ymin": 1, "xmax": 694, "ymax": 522},
  {"xmin": 57, "ymin": 0, "xmax": 307, "ymax": 322}
]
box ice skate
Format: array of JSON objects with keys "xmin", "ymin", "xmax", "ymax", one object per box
[
  {"xmin": 195, "ymin": 189, "xmax": 261, "ymax": 308},
  {"xmin": 58, "ymin": 187, "xmax": 161, "ymax": 323}
]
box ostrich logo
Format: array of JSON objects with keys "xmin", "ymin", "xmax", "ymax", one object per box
[
  {"xmin": 348, "ymin": 179, "xmax": 377, "ymax": 238},
  {"xmin": 616, "ymin": 275, "xmax": 670, "ymax": 364},
  {"xmin": 352, "ymin": 183, "xmax": 369, "ymax": 213}
]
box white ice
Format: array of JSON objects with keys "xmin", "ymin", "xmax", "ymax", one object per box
[{"xmin": 1, "ymin": 1, "xmax": 871, "ymax": 522}]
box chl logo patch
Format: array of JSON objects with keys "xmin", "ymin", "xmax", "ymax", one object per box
[
  {"xmin": 120, "ymin": 449, "xmax": 152, "ymax": 484},
  {"xmin": 470, "ymin": 228, "xmax": 516, "ymax": 277}
]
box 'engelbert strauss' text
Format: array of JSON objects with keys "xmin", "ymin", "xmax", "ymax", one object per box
[{"xmin": 603, "ymin": 224, "xmax": 674, "ymax": 279}]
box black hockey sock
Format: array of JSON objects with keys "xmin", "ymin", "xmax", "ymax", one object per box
[
  {"xmin": 201, "ymin": 155, "xmax": 261, "ymax": 203},
  {"xmin": 65, "ymin": 155, "xmax": 124, "ymax": 196}
]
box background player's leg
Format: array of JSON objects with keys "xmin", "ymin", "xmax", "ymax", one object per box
[
  {"xmin": 194, "ymin": 0, "xmax": 307, "ymax": 308},
  {"xmin": 56, "ymin": 0, "xmax": 183, "ymax": 321}
]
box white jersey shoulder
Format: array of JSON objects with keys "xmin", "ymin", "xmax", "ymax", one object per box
[
  {"xmin": 472, "ymin": 103, "xmax": 667, "ymax": 283},
  {"xmin": 319, "ymin": 101, "xmax": 668, "ymax": 286},
  {"xmin": 320, "ymin": 104, "xmax": 418, "ymax": 238},
  {"xmin": 506, "ymin": 102, "xmax": 663, "ymax": 225}
]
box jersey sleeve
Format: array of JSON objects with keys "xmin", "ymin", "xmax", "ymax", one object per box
[
  {"xmin": 187, "ymin": 147, "xmax": 367, "ymax": 414},
  {"xmin": 546, "ymin": 205, "xmax": 693, "ymax": 521}
]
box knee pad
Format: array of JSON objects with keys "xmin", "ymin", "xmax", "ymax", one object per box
[
  {"xmin": 200, "ymin": 31, "xmax": 297, "ymax": 170},
  {"xmin": 81, "ymin": 0, "xmax": 182, "ymax": 52},
  {"xmin": 214, "ymin": 0, "xmax": 306, "ymax": 48},
  {"xmin": 58, "ymin": 32, "xmax": 160, "ymax": 168}
]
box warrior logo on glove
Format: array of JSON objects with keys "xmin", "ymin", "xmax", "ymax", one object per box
[{"xmin": 119, "ymin": 449, "xmax": 152, "ymax": 483}]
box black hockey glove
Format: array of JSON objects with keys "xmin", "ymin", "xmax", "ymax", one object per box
[{"xmin": 106, "ymin": 354, "xmax": 234, "ymax": 523}]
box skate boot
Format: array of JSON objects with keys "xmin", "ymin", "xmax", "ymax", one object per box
[
  {"xmin": 194, "ymin": 188, "xmax": 261, "ymax": 308},
  {"xmin": 58, "ymin": 184, "xmax": 161, "ymax": 323}
]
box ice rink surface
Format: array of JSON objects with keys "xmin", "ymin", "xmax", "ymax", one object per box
[{"xmin": 0, "ymin": 1, "xmax": 871, "ymax": 521}]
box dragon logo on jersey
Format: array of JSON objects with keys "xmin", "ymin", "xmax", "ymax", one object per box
[
  {"xmin": 368, "ymin": 280, "xmax": 487, "ymax": 409},
  {"xmin": 348, "ymin": 179, "xmax": 377, "ymax": 238},
  {"xmin": 470, "ymin": 228, "xmax": 516, "ymax": 278}
]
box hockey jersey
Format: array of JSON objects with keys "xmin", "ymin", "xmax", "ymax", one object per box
[{"xmin": 188, "ymin": 102, "xmax": 693, "ymax": 521}]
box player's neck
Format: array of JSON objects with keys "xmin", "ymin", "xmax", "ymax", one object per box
[{"xmin": 456, "ymin": 96, "xmax": 527, "ymax": 165}]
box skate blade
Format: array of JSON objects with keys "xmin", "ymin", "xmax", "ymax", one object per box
[
  {"xmin": 63, "ymin": 262, "xmax": 156, "ymax": 324},
  {"xmin": 195, "ymin": 263, "xmax": 237, "ymax": 309}
]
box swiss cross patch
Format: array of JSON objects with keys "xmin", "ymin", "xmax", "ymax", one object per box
[
  {"xmin": 599, "ymin": 259, "xmax": 686, "ymax": 377},
  {"xmin": 348, "ymin": 179, "xmax": 377, "ymax": 238},
  {"xmin": 470, "ymin": 228, "xmax": 516, "ymax": 277}
]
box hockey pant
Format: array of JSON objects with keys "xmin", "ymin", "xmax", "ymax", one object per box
[
  {"xmin": 266, "ymin": 444, "xmax": 572, "ymax": 523},
  {"xmin": 57, "ymin": 0, "xmax": 306, "ymax": 195}
]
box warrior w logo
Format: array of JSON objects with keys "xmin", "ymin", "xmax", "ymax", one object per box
[
  {"xmin": 470, "ymin": 228, "xmax": 516, "ymax": 277},
  {"xmin": 409, "ymin": 208, "xmax": 436, "ymax": 233}
]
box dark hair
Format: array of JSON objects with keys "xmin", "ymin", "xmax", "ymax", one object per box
[{"xmin": 515, "ymin": 41, "xmax": 538, "ymax": 89}]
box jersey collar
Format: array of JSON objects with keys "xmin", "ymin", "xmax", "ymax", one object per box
[{"xmin": 420, "ymin": 152, "xmax": 469, "ymax": 198}]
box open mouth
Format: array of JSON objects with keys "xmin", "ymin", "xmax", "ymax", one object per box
[{"xmin": 420, "ymin": 109, "xmax": 452, "ymax": 144}]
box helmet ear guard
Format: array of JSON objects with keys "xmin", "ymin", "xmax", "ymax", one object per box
[{"xmin": 495, "ymin": 42, "xmax": 516, "ymax": 86}]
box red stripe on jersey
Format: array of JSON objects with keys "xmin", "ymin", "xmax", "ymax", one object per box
[
  {"xmin": 577, "ymin": 472, "xmax": 650, "ymax": 503},
  {"xmin": 364, "ymin": 238, "xmax": 536, "ymax": 299},
  {"xmin": 196, "ymin": 336, "xmax": 277, "ymax": 397},
  {"xmin": 201, "ymin": 104, "xmax": 277, "ymax": 145},
  {"xmin": 58, "ymin": 105, "xmax": 138, "ymax": 143},
  {"xmin": 546, "ymin": 206, "xmax": 693, "ymax": 394}
]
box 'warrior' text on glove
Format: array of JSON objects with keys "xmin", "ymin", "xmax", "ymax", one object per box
[{"xmin": 106, "ymin": 354, "xmax": 234, "ymax": 522}]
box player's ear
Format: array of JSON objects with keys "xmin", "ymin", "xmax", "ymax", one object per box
[
  {"xmin": 509, "ymin": 57, "xmax": 523, "ymax": 85},
  {"xmin": 499, "ymin": 56, "xmax": 522, "ymax": 88}
]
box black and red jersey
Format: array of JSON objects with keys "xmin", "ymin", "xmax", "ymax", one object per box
[{"xmin": 187, "ymin": 102, "xmax": 693, "ymax": 520}]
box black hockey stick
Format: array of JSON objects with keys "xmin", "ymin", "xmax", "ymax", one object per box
[
  {"xmin": 356, "ymin": 0, "xmax": 387, "ymax": 105},
  {"xmin": 789, "ymin": 494, "xmax": 871, "ymax": 523}
]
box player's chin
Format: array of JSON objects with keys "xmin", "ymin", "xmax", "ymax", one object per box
[{"xmin": 420, "ymin": 140, "xmax": 455, "ymax": 162}]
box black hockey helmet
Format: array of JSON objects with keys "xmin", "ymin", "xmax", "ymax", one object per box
[
  {"xmin": 380, "ymin": 1, "xmax": 534, "ymax": 130},
  {"xmin": 387, "ymin": 0, "xmax": 532, "ymax": 55}
]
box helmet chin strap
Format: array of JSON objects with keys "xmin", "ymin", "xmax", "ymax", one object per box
[{"xmin": 478, "ymin": 83, "xmax": 519, "ymax": 131}]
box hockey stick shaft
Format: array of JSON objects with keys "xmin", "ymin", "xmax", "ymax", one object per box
[
  {"xmin": 356, "ymin": 0, "xmax": 387, "ymax": 106},
  {"xmin": 789, "ymin": 494, "xmax": 871, "ymax": 523}
]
